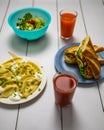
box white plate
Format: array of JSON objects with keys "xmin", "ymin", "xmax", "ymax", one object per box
[{"xmin": 0, "ymin": 56, "xmax": 47, "ymax": 105}]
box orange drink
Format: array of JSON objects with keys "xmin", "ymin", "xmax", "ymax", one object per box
[
  {"xmin": 53, "ymin": 73, "xmax": 77, "ymax": 107},
  {"xmin": 60, "ymin": 10, "xmax": 77, "ymax": 39}
]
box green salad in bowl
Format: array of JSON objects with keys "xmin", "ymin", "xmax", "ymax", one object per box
[
  {"xmin": 8, "ymin": 7, "xmax": 51, "ymax": 40},
  {"xmin": 17, "ymin": 12, "xmax": 45, "ymax": 31}
]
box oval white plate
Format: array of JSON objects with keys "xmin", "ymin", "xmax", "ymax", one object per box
[{"xmin": 0, "ymin": 56, "xmax": 47, "ymax": 105}]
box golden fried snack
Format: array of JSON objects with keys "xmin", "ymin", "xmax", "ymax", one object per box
[
  {"xmin": 64, "ymin": 44, "xmax": 104, "ymax": 64},
  {"xmin": 75, "ymin": 36, "xmax": 101, "ymax": 79}
]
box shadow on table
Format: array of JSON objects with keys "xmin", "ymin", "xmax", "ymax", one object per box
[{"xmin": 8, "ymin": 33, "xmax": 51, "ymax": 56}]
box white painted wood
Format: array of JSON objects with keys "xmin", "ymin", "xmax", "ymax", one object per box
[
  {"xmin": 0, "ymin": 0, "xmax": 19, "ymax": 129},
  {"xmin": 0, "ymin": 0, "xmax": 104, "ymax": 130},
  {"xmin": 72, "ymin": 0, "xmax": 104, "ymax": 117},
  {"xmin": 80, "ymin": 0, "xmax": 104, "ymax": 45},
  {"xmin": 62, "ymin": 86, "xmax": 104, "ymax": 130},
  {"xmin": 80, "ymin": 0, "xmax": 104, "ymax": 113},
  {"xmin": 98, "ymin": 79, "xmax": 104, "ymax": 111},
  {"xmin": 58, "ymin": 0, "xmax": 104, "ymax": 130},
  {"xmin": 0, "ymin": 0, "xmax": 9, "ymax": 31},
  {"xmin": 81, "ymin": 0, "xmax": 104, "ymax": 113},
  {"xmin": 14, "ymin": 0, "xmax": 61, "ymax": 130},
  {"xmin": 0, "ymin": 0, "xmax": 33, "ymax": 130}
]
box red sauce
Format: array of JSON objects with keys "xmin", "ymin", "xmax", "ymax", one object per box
[
  {"xmin": 53, "ymin": 74, "xmax": 77, "ymax": 107},
  {"xmin": 60, "ymin": 13, "xmax": 76, "ymax": 38}
]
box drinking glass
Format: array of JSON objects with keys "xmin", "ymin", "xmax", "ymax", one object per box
[{"xmin": 60, "ymin": 10, "xmax": 77, "ymax": 40}]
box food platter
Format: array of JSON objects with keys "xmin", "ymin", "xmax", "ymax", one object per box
[
  {"xmin": 0, "ymin": 56, "xmax": 47, "ymax": 105},
  {"xmin": 55, "ymin": 43, "xmax": 104, "ymax": 84}
]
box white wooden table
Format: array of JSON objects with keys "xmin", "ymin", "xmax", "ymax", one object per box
[{"xmin": 0, "ymin": 0, "xmax": 104, "ymax": 130}]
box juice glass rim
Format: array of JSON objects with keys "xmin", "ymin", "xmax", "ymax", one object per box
[
  {"xmin": 60, "ymin": 10, "xmax": 78, "ymax": 18},
  {"xmin": 53, "ymin": 73, "xmax": 78, "ymax": 94}
]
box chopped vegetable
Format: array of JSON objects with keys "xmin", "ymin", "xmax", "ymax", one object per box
[{"xmin": 16, "ymin": 12, "xmax": 45, "ymax": 31}]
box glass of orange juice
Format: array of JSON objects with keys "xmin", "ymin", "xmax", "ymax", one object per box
[
  {"xmin": 53, "ymin": 72, "xmax": 78, "ymax": 107},
  {"xmin": 60, "ymin": 10, "xmax": 77, "ymax": 40}
]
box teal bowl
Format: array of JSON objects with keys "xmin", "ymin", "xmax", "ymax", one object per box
[{"xmin": 8, "ymin": 7, "xmax": 51, "ymax": 40}]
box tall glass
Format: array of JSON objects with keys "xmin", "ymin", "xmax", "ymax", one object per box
[
  {"xmin": 53, "ymin": 73, "xmax": 78, "ymax": 107},
  {"xmin": 60, "ymin": 10, "xmax": 77, "ymax": 40}
]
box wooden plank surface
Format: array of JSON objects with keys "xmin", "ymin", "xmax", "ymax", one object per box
[
  {"xmin": 57, "ymin": 0, "xmax": 104, "ymax": 130},
  {"xmin": 15, "ymin": 0, "xmax": 61, "ymax": 130},
  {"xmin": 0, "ymin": 0, "xmax": 33, "ymax": 130},
  {"xmin": 0, "ymin": 0, "xmax": 104, "ymax": 130}
]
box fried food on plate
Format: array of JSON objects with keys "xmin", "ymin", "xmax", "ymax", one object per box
[
  {"xmin": 75, "ymin": 36, "xmax": 101, "ymax": 79},
  {"xmin": 64, "ymin": 43, "xmax": 104, "ymax": 64}
]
